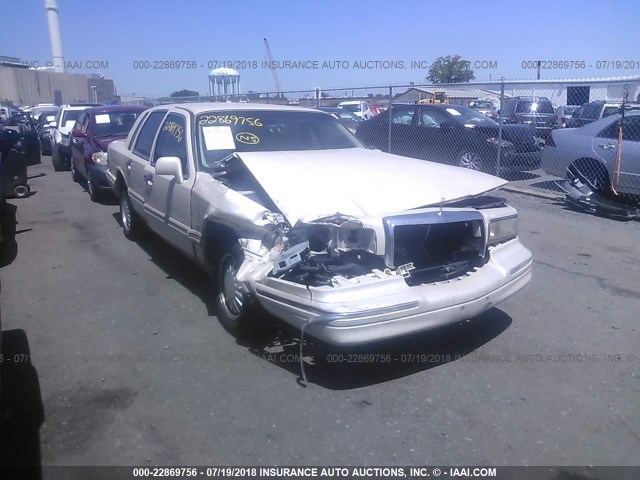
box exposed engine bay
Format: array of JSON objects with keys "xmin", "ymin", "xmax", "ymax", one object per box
[{"xmin": 255, "ymin": 198, "xmax": 505, "ymax": 288}]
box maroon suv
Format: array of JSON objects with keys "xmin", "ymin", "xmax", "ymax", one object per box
[{"xmin": 70, "ymin": 105, "xmax": 148, "ymax": 200}]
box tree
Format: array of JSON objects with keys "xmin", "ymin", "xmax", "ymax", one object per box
[
  {"xmin": 170, "ymin": 89, "xmax": 199, "ymax": 98},
  {"xmin": 427, "ymin": 55, "xmax": 474, "ymax": 84}
]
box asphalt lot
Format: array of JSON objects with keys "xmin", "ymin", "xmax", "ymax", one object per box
[{"xmin": 1, "ymin": 157, "xmax": 639, "ymax": 467}]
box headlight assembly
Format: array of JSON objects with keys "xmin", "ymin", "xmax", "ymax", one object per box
[
  {"xmin": 488, "ymin": 216, "xmax": 518, "ymax": 246},
  {"xmin": 92, "ymin": 151, "xmax": 108, "ymax": 164}
]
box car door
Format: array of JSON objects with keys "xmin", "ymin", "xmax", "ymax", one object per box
[
  {"xmin": 143, "ymin": 111, "xmax": 194, "ymax": 255},
  {"xmin": 388, "ymin": 105, "xmax": 419, "ymax": 158},
  {"xmin": 594, "ymin": 116, "xmax": 640, "ymax": 194},
  {"xmin": 70, "ymin": 112, "xmax": 89, "ymax": 177},
  {"xmin": 415, "ymin": 106, "xmax": 452, "ymax": 163},
  {"xmin": 128, "ymin": 110, "xmax": 167, "ymax": 216}
]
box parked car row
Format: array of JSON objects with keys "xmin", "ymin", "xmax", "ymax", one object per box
[
  {"xmin": 355, "ymin": 103, "xmax": 543, "ymax": 173},
  {"xmin": 566, "ymin": 101, "xmax": 640, "ymax": 128},
  {"xmin": 45, "ymin": 102, "xmax": 532, "ymax": 347}
]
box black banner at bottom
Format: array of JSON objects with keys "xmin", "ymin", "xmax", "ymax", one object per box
[{"xmin": 3, "ymin": 466, "xmax": 639, "ymax": 480}]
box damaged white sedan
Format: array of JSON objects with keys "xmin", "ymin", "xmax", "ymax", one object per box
[{"xmin": 106, "ymin": 103, "xmax": 532, "ymax": 345}]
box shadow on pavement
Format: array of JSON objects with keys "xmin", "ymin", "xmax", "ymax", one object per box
[
  {"xmin": 0, "ymin": 329, "xmax": 44, "ymax": 478},
  {"xmin": 529, "ymin": 180, "xmax": 565, "ymax": 193},
  {"xmin": 111, "ymin": 213, "xmax": 513, "ymax": 388},
  {"xmin": 500, "ymin": 169, "xmax": 541, "ymax": 181},
  {"xmin": 236, "ymin": 308, "xmax": 512, "ymax": 389}
]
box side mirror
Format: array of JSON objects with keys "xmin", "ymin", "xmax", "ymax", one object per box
[
  {"xmin": 155, "ymin": 156, "xmax": 184, "ymax": 184},
  {"xmin": 72, "ymin": 128, "xmax": 86, "ymax": 138}
]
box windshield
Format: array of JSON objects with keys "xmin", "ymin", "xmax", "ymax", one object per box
[
  {"xmin": 444, "ymin": 106, "xmax": 499, "ymax": 126},
  {"xmin": 516, "ymin": 101, "xmax": 555, "ymax": 114},
  {"xmin": 338, "ymin": 104, "xmax": 361, "ymax": 113},
  {"xmin": 196, "ymin": 110, "xmax": 363, "ymax": 169},
  {"xmin": 93, "ymin": 111, "xmax": 143, "ymax": 137}
]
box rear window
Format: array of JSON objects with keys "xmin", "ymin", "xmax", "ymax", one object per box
[
  {"xmin": 516, "ymin": 101, "xmax": 555, "ymax": 114},
  {"xmin": 93, "ymin": 111, "xmax": 143, "ymax": 137}
]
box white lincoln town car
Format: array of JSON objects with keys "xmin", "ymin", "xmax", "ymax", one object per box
[{"xmin": 106, "ymin": 103, "xmax": 532, "ymax": 345}]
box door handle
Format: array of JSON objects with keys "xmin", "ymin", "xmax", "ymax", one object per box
[
  {"xmin": 126, "ymin": 160, "xmax": 132, "ymax": 171},
  {"xmin": 144, "ymin": 173, "xmax": 154, "ymax": 186},
  {"xmin": 599, "ymin": 143, "xmax": 616, "ymax": 149}
]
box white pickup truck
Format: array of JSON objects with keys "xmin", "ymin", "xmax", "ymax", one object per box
[{"xmin": 106, "ymin": 103, "xmax": 532, "ymax": 345}]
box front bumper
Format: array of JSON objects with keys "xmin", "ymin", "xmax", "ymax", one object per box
[
  {"xmin": 87, "ymin": 164, "xmax": 112, "ymax": 192},
  {"xmin": 253, "ymin": 239, "xmax": 532, "ymax": 345}
]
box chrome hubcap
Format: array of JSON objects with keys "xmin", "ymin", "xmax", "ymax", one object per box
[
  {"xmin": 14, "ymin": 185, "xmax": 28, "ymax": 198},
  {"xmin": 220, "ymin": 254, "xmax": 244, "ymax": 319},
  {"xmin": 459, "ymin": 152, "xmax": 483, "ymax": 170},
  {"xmin": 120, "ymin": 195, "xmax": 131, "ymax": 231}
]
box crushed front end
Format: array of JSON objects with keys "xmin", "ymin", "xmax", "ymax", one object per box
[{"xmin": 238, "ymin": 197, "xmax": 532, "ymax": 345}]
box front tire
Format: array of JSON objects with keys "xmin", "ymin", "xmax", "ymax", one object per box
[
  {"xmin": 213, "ymin": 240, "xmax": 263, "ymax": 335},
  {"xmin": 52, "ymin": 145, "xmax": 66, "ymax": 171},
  {"xmin": 119, "ymin": 189, "xmax": 142, "ymax": 239},
  {"xmin": 71, "ymin": 158, "xmax": 81, "ymax": 183},
  {"xmin": 87, "ymin": 170, "xmax": 100, "ymax": 202}
]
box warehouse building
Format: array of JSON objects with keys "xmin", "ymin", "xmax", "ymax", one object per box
[
  {"xmin": 0, "ymin": 57, "xmax": 115, "ymax": 106},
  {"xmin": 393, "ymin": 76, "xmax": 640, "ymax": 107}
]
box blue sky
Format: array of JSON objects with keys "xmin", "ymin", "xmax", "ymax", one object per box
[{"xmin": 2, "ymin": 0, "xmax": 639, "ymax": 97}]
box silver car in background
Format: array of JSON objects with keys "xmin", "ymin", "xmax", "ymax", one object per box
[{"xmin": 542, "ymin": 111, "xmax": 640, "ymax": 195}]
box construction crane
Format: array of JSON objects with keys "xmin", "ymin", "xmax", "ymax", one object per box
[{"xmin": 263, "ymin": 38, "xmax": 282, "ymax": 98}]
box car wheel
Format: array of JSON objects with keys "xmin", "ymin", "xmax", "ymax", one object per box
[
  {"xmin": 70, "ymin": 158, "xmax": 81, "ymax": 183},
  {"xmin": 213, "ymin": 240, "xmax": 264, "ymax": 335},
  {"xmin": 458, "ymin": 151, "xmax": 485, "ymax": 171},
  {"xmin": 87, "ymin": 170, "xmax": 99, "ymax": 202},
  {"xmin": 119, "ymin": 189, "xmax": 142, "ymax": 239},
  {"xmin": 52, "ymin": 146, "xmax": 65, "ymax": 171},
  {"xmin": 41, "ymin": 139, "xmax": 51, "ymax": 156},
  {"xmin": 12, "ymin": 185, "xmax": 30, "ymax": 199},
  {"xmin": 570, "ymin": 159, "xmax": 610, "ymax": 193}
]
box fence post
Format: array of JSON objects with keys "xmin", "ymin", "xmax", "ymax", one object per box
[
  {"xmin": 496, "ymin": 78, "xmax": 505, "ymax": 176},
  {"xmin": 316, "ymin": 88, "xmax": 320, "ymax": 108},
  {"xmin": 387, "ymin": 86, "xmax": 393, "ymax": 153},
  {"xmin": 266, "ymin": 93, "xmax": 270, "ymax": 104}
]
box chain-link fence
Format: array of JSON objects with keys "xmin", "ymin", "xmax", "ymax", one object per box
[{"xmin": 154, "ymin": 79, "xmax": 640, "ymax": 202}]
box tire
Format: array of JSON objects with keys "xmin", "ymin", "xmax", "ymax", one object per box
[
  {"xmin": 12, "ymin": 185, "xmax": 30, "ymax": 199},
  {"xmin": 457, "ymin": 150, "xmax": 485, "ymax": 172},
  {"xmin": 119, "ymin": 188, "xmax": 142, "ymax": 240},
  {"xmin": 213, "ymin": 240, "xmax": 264, "ymax": 335},
  {"xmin": 86, "ymin": 170, "xmax": 100, "ymax": 202},
  {"xmin": 570, "ymin": 159, "xmax": 610, "ymax": 193},
  {"xmin": 41, "ymin": 139, "xmax": 51, "ymax": 156},
  {"xmin": 70, "ymin": 158, "xmax": 81, "ymax": 183},
  {"xmin": 52, "ymin": 145, "xmax": 66, "ymax": 171}
]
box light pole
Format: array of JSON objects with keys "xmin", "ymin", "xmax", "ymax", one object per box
[{"xmin": 90, "ymin": 85, "xmax": 97, "ymax": 103}]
